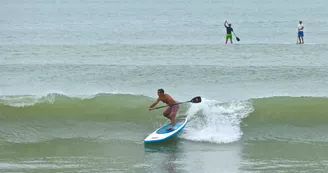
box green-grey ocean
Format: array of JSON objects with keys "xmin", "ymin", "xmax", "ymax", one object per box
[{"xmin": 1, "ymin": 0, "xmax": 328, "ymax": 172}]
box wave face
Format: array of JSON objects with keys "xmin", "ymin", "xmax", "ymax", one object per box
[
  {"xmin": 246, "ymin": 96, "xmax": 328, "ymax": 125},
  {"xmin": 0, "ymin": 93, "xmax": 154, "ymax": 121},
  {"xmin": 242, "ymin": 96, "xmax": 328, "ymax": 143},
  {"xmin": 1, "ymin": 93, "xmax": 328, "ymax": 144}
]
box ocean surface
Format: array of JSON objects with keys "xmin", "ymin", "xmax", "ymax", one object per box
[{"xmin": 1, "ymin": 0, "xmax": 328, "ymax": 172}]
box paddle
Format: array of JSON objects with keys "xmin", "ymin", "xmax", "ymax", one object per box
[
  {"xmin": 150, "ymin": 96, "xmax": 202, "ymax": 111},
  {"xmin": 233, "ymin": 31, "xmax": 240, "ymax": 42}
]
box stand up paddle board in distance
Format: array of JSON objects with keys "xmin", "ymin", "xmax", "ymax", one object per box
[
  {"xmin": 144, "ymin": 96, "xmax": 202, "ymax": 143},
  {"xmin": 144, "ymin": 117, "xmax": 188, "ymax": 143}
]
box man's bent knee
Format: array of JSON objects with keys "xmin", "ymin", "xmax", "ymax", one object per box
[{"xmin": 163, "ymin": 113, "xmax": 171, "ymax": 119}]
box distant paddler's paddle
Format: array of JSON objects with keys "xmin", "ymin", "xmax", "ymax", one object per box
[
  {"xmin": 150, "ymin": 96, "xmax": 202, "ymax": 111},
  {"xmin": 233, "ymin": 31, "xmax": 240, "ymax": 42}
]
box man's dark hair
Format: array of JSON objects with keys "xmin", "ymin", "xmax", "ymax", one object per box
[{"xmin": 158, "ymin": 88, "xmax": 164, "ymax": 93}]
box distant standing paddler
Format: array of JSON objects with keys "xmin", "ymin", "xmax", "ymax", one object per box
[
  {"xmin": 224, "ymin": 20, "xmax": 234, "ymax": 44},
  {"xmin": 297, "ymin": 21, "xmax": 304, "ymax": 44}
]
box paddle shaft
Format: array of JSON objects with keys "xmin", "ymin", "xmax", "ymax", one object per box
[
  {"xmin": 150, "ymin": 101, "xmax": 190, "ymax": 111},
  {"xmin": 233, "ymin": 31, "xmax": 240, "ymax": 38}
]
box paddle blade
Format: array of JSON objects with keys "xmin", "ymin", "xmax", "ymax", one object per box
[
  {"xmin": 236, "ymin": 37, "xmax": 240, "ymax": 41},
  {"xmin": 190, "ymin": 96, "xmax": 201, "ymax": 103}
]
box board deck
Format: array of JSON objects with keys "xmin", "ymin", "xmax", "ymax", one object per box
[{"xmin": 144, "ymin": 118, "xmax": 188, "ymax": 143}]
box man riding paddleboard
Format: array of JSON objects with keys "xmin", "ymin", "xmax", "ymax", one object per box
[{"xmin": 148, "ymin": 89, "xmax": 179, "ymax": 130}]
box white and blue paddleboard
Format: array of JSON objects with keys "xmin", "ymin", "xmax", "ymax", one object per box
[{"xmin": 144, "ymin": 118, "xmax": 188, "ymax": 143}]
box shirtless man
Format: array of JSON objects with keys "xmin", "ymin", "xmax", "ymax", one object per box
[{"xmin": 148, "ymin": 89, "xmax": 179, "ymax": 130}]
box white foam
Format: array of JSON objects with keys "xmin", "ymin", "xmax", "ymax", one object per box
[
  {"xmin": 0, "ymin": 95, "xmax": 40, "ymax": 107},
  {"xmin": 181, "ymin": 98, "xmax": 254, "ymax": 143}
]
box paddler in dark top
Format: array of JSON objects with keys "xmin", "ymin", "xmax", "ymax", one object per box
[
  {"xmin": 148, "ymin": 89, "xmax": 179, "ymax": 130},
  {"xmin": 224, "ymin": 20, "xmax": 233, "ymax": 44}
]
